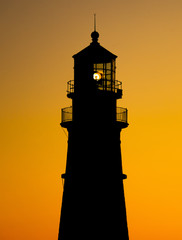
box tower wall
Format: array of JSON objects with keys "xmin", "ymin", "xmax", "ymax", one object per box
[{"xmin": 59, "ymin": 31, "xmax": 129, "ymax": 240}]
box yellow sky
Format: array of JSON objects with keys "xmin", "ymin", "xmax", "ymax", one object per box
[{"xmin": 1, "ymin": 1, "xmax": 182, "ymax": 240}]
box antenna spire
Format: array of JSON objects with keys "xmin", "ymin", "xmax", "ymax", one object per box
[
  {"xmin": 94, "ymin": 14, "xmax": 96, "ymax": 31},
  {"xmin": 91, "ymin": 14, "xmax": 99, "ymax": 43}
]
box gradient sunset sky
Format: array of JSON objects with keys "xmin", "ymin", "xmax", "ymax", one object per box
[{"xmin": 1, "ymin": 0, "xmax": 182, "ymax": 240}]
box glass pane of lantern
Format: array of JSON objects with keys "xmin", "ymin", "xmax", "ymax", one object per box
[
  {"xmin": 105, "ymin": 63, "xmax": 111, "ymax": 80},
  {"xmin": 106, "ymin": 73, "xmax": 111, "ymax": 80},
  {"xmin": 106, "ymin": 62, "xmax": 111, "ymax": 71},
  {"xmin": 94, "ymin": 64, "xmax": 97, "ymax": 69},
  {"xmin": 97, "ymin": 63, "xmax": 104, "ymax": 70}
]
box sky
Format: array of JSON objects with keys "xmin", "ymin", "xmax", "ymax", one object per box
[{"xmin": 0, "ymin": 0, "xmax": 182, "ymax": 239}]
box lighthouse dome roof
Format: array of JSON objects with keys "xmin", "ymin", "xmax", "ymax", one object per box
[{"xmin": 73, "ymin": 31, "xmax": 117, "ymax": 62}]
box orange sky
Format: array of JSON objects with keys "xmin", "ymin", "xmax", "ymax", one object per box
[{"xmin": 1, "ymin": 1, "xmax": 182, "ymax": 240}]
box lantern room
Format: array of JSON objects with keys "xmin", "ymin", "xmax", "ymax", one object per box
[
  {"xmin": 61, "ymin": 30, "xmax": 128, "ymax": 129},
  {"xmin": 67, "ymin": 30, "xmax": 122, "ymax": 99}
]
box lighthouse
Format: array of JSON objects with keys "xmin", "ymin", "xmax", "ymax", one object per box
[{"xmin": 58, "ymin": 29, "xmax": 129, "ymax": 240}]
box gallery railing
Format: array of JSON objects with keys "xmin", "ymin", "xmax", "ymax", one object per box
[
  {"xmin": 61, "ymin": 107, "xmax": 72, "ymax": 123},
  {"xmin": 67, "ymin": 80, "xmax": 74, "ymax": 95},
  {"xmin": 97, "ymin": 79, "xmax": 122, "ymax": 94},
  {"xmin": 116, "ymin": 107, "xmax": 128, "ymax": 123},
  {"xmin": 67, "ymin": 79, "xmax": 122, "ymax": 95},
  {"xmin": 61, "ymin": 106, "xmax": 128, "ymax": 125}
]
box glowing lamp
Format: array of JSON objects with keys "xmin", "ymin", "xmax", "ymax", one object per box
[{"xmin": 93, "ymin": 72, "xmax": 102, "ymax": 80}]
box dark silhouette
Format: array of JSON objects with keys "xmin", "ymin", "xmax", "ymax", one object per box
[{"xmin": 58, "ymin": 30, "xmax": 129, "ymax": 240}]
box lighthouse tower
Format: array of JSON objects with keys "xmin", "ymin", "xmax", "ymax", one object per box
[{"xmin": 58, "ymin": 30, "xmax": 129, "ymax": 240}]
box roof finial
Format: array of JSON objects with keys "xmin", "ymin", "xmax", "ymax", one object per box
[
  {"xmin": 91, "ymin": 14, "xmax": 99, "ymax": 43},
  {"xmin": 94, "ymin": 14, "xmax": 96, "ymax": 31}
]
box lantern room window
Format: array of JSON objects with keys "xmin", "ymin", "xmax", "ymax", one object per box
[{"xmin": 93, "ymin": 60, "xmax": 115, "ymax": 81}]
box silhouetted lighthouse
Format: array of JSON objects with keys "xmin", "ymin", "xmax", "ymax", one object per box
[{"xmin": 58, "ymin": 29, "xmax": 129, "ymax": 240}]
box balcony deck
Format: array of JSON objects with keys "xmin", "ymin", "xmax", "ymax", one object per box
[
  {"xmin": 66, "ymin": 80, "xmax": 123, "ymax": 99},
  {"xmin": 60, "ymin": 106, "xmax": 128, "ymax": 129}
]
